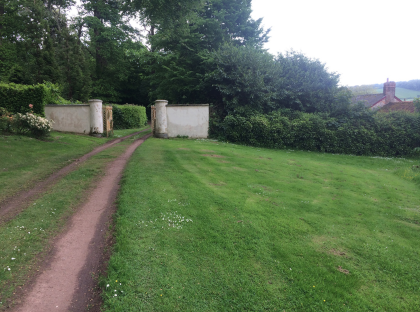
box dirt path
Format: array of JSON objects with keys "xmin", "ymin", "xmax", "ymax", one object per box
[
  {"xmin": 12, "ymin": 133, "xmax": 152, "ymax": 312},
  {"xmin": 0, "ymin": 128, "xmax": 150, "ymax": 223}
]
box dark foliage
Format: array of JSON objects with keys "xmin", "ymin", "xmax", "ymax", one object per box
[
  {"xmin": 211, "ymin": 109, "xmax": 420, "ymax": 157},
  {"xmin": 205, "ymin": 46, "xmax": 352, "ymax": 118},
  {"xmin": 0, "ymin": 82, "xmax": 61, "ymax": 116},
  {"xmin": 111, "ymin": 104, "xmax": 147, "ymax": 129},
  {"xmin": 396, "ymin": 80, "xmax": 420, "ymax": 91}
]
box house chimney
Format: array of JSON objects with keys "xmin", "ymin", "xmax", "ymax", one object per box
[{"xmin": 383, "ymin": 79, "xmax": 396, "ymax": 104}]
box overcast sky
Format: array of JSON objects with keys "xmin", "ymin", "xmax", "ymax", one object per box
[{"xmin": 251, "ymin": 0, "xmax": 419, "ymax": 86}]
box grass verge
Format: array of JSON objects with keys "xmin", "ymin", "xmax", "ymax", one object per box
[
  {"xmin": 0, "ymin": 131, "xmax": 151, "ymax": 310},
  {"xmin": 0, "ymin": 127, "xmax": 148, "ymax": 202},
  {"xmin": 101, "ymin": 138, "xmax": 420, "ymax": 311}
]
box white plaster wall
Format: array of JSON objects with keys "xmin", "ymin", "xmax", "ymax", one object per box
[
  {"xmin": 166, "ymin": 105, "xmax": 209, "ymax": 138},
  {"xmin": 45, "ymin": 105, "xmax": 91, "ymax": 134}
]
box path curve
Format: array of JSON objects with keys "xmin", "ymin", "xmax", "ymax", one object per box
[
  {"xmin": 12, "ymin": 133, "xmax": 152, "ymax": 312},
  {"xmin": 0, "ymin": 128, "xmax": 150, "ymax": 223}
]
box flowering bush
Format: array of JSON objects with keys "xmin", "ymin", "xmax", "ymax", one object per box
[{"xmin": 13, "ymin": 112, "xmax": 54, "ymax": 137}]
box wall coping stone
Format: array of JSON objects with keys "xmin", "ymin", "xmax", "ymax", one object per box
[
  {"xmin": 45, "ymin": 104, "xmax": 89, "ymax": 107},
  {"xmin": 167, "ymin": 104, "xmax": 209, "ymax": 107}
]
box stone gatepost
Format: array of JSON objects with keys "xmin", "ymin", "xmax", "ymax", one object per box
[
  {"xmin": 154, "ymin": 100, "xmax": 168, "ymax": 138},
  {"xmin": 89, "ymin": 99, "xmax": 103, "ymax": 135}
]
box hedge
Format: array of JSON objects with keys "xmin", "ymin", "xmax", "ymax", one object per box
[
  {"xmin": 111, "ymin": 104, "xmax": 147, "ymax": 129},
  {"xmin": 0, "ymin": 82, "xmax": 60, "ymax": 116},
  {"xmin": 211, "ymin": 110, "xmax": 420, "ymax": 157}
]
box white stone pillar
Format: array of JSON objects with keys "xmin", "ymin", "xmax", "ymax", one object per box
[
  {"xmin": 89, "ymin": 99, "xmax": 103, "ymax": 135},
  {"xmin": 154, "ymin": 100, "xmax": 168, "ymax": 138}
]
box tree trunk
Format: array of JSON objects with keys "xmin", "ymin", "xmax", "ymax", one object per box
[
  {"xmin": 0, "ymin": 0, "xmax": 4, "ymax": 47},
  {"xmin": 93, "ymin": 5, "xmax": 103, "ymax": 77},
  {"xmin": 66, "ymin": 36, "xmax": 73, "ymax": 99}
]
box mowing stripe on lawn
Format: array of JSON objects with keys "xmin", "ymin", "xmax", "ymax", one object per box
[{"xmin": 101, "ymin": 138, "xmax": 420, "ymax": 311}]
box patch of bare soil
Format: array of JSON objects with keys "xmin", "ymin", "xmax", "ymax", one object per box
[
  {"xmin": 337, "ymin": 266, "xmax": 350, "ymax": 275},
  {"xmin": 0, "ymin": 128, "xmax": 150, "ymax": 224},
  {"xmin": 329, "ymin": 249, "xmax": 347, "ymax": 257},
  {"xmin": 201, "ymin": 154, "xmax": 225, "ymax": 158},
  {"xmin": 12, "ymin": 133, "xmax": 152, "ymax": 312}
]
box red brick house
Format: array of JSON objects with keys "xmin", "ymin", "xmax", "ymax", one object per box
[{"xmin": 351, "ymin": 79, "xmax": 402, "ymax": 110}]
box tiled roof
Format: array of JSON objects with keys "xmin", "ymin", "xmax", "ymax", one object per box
[
  {"xmin": 380, "ymin": 101, "xmax": 416, "ymax": 113},
  {"xmin": 351, "ymin": 94, "xmax": 385, "ymax": 107}
]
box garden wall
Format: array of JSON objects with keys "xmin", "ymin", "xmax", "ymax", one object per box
[
  {"xmin": 45, "ymin": 99, "xmax": 103, "ymax": 134},
  {"xmin": 166, "ymin": 104, "xmax": 209, "ymax": 138},
  {"xmin": 153, "ymin": 100, "xmax": 209, "ymax": 138}
]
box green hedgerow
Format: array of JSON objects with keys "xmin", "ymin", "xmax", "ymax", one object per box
[
  {"xmin": 211, "ymin": 109, "xmax": 420, "ymax": 157},
  {"xmin": 111, "ymin": 104, "xmax": 147, "ymax": 129}
]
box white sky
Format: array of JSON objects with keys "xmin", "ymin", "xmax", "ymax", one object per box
[{"xmin": 251, "ymin": 0, "xmax": 420, "ymax": 86}]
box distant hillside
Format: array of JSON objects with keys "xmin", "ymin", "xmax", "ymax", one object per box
[
  {"xmin": 373, "ymin": 79, "xmax": 420, "ymax": 91},
  {"xmin": 397, "ymin": 80, "xmax": 420, "ymax": 91},
  {"xmin": 374, "ymin": 87, "xmax": 420, "ymax": 100}
]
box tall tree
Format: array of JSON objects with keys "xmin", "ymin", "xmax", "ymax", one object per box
[
  {"xmin": 274, "ymin": 51, "xmax": 349, "ymax": 114},
  {"xmin": 0, "ymin": 0, "xmax": 75, "ymax": 85},
  {"xmin": 146, "ymin": 0, "xmax": 270, "ymax": 104},
  {"xmin": 78, "ymin": 0, "xmax": 144, "ymax": 101}
]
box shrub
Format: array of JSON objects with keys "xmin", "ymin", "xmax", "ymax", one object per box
[
  {"xmin": 0, "ymin": 107, "xmax": 14, "ymax": 132},
  {"xmin": 0, "ymin": 82, "xmax": 62, "ymax": 116},
  {"xmin": 111, "ymin": 104, "xmax": 147, "ymax": 129},
  {"xmin": 212, "ymin": 110, "xmax": 420, "ymax": 157},
  {"xmin": 12, "ymin": 112, "xmax": 54, "ymax": 138},
  {"xmin": 414, "ymin": 98, "xmax": 420, "ymax": 113}
]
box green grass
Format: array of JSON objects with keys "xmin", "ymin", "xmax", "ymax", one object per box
[
  {"xmin": 375, "ymin": 87, "xmax": 420, "ymax": 100},
  {"xmin": 110, "ymin": 127, "xmax": 150, "ymax": 138},
  {"xmin": 102, "ymin": 139, "xmax": 420, "ymax": 311},
  {"xmin": 0, "ymin": 127, "xmax": 148, "ymax": 202},
  {"xmin": 0, "ymin": 130, "xmax": 151, "ymax": 310}
]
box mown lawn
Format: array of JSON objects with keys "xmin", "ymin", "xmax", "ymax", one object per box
[
  {"xmin": 102, "ymin": 138, "xmax": 420, "ymax": 311},
  {"xmin": 0, "ymin": 127, "xmax": 148, "ymax": 202},
  {"xmin": 0, "ymin": 130, "xmax": 151, "ymax": 310}
]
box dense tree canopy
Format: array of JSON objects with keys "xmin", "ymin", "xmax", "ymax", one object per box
[
  {"xmin": 0, "ymin": 0, "xmax": 352, "ymax": 118},
  {"xmin": 396, "ymin": 80, "xmax": 420, "ymax": 91},
  {"xmin": 205, "ymin": 46, "xmax": 351, "ymax": 117},
  {"xmin": 347, "ymin": 84, "xmax": 377, "ymax": 96}
]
